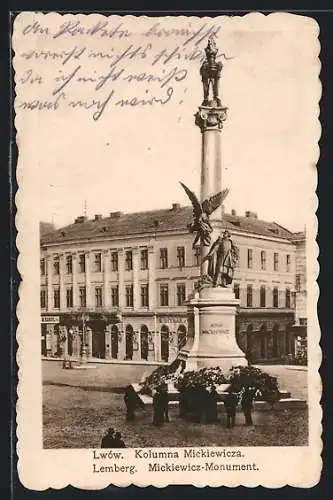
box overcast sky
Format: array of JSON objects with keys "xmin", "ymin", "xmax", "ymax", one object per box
[{"xmin": 15, "ymin": 13, "xmax": 319, "ymax": 232}]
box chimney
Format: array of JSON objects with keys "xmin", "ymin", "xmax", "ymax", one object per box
[
  {"xmin": 245, "ymin": 211, "xmax": 258, "ymax": 219},
  {"xmin": 75, "ymin": 216, "xmax": 88, "ymax": 224},
  {"xmin": 231, "ymin": 209, "xmax": 237, "ymax": 216},
  {"xmin": 94, "ymin": 214, "xmax": 102, "ymax": 221},
  {"xmin": 172, "ymin": 203, "xmax": 180, "ymax": 210},
  {"xmin": 109, "ymin": 211, "xmax": 123, "ymax": 219}
]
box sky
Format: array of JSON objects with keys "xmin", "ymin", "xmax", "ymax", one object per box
[{"xmin": 14, "ymin": 13, "xmax": 320, "ymax": 232}]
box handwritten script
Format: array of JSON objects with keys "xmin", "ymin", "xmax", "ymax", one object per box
[{"xmin": 14, "ymin": 15, "xmax": 231, "ymax": 120}]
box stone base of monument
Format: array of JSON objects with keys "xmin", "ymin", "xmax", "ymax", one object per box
[{"xmin": 178, "ymin": 287, "xmax": 247, "ymax": 372}]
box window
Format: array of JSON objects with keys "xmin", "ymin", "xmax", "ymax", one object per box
[
  {"xmin": 125, "ymin": 251, "xmax": 133, "ymax": 271},
  {"xmin": 140, "ymin": 249, "xmax": 148, "ymax": 270},
  {"xmin": 141, "ymin": 284, "xmax": 149, "ymax": 307},
  {"xmin": 111, "ymin": 286, "xmax": 119, "ymax": 307},
  {"xmin": 66, "ymin": 287, "xmax": 73, "ymax": 308},
  {"xmin": 95, "ymin": 287, "xmax": 103, "ymax": 307},
  {"xmin": 194, "ymin": 247, "xmax": 200, "ymax": 266},
  {"xmin": 247, "ymin": 249, "xmax": 253, "ymax": 269},
  {"xmin": 53, "ymin": 256, "xmax": 60, "ymax": 275},
  {"xmin": 233, "ymin": 283, "xmax": 240, "ymax": 299},
  {"xmin": 53, "ymin": 288, "xmax": 60, "ymax": 308},
  {"xmin": 66, "ymin": 255, "xmax": 73, "ymax": 274},
  {"xmin": 79, "ymin": 286, "xmax": 86, "ymax": 307},
  {"xmin": 274, "ymin": 252, "xmax": 279, "ymax": 271},
  {"xmin": 295, "ymin": 274, "xmax": 301, "ymax": 292},
  {"xmin": 260, "ymin": 286, "xmax": 266, "ymax": 307},
  {"xmin": 160, "ymin": 284, "xmax": 169, "ymax": 306},
  {"xmin": 246, "ymin": 285, "xmax": 253, "ymax": 307},
  {"xmin": 125, "ymin": 285, "xmax": 134, "ymax": 307},
  {"xmin": 260, "ymin": 251, "xmax": 266, "ymax": 271},
  {"xmin": 177, "ymin": 247, "xmax": 185, "ymax": 269},
  {"xmin": 273, "ymin": 287, "xmax": 279, "ymax": 308},
  {"xmin": 177, "ymin": 283, "xmax": 186, "ymax": 306},
  {"xmin": 40, "ymin": 290, "xmax": 47, "ymax": 308},
  {"xmin": 160, "ymin": 248, "xmax": 168, "ymax": 269},
  {"xmin": 79, "ymin": 254, "xmax": 86, "ymax": 273},
  {"xmin": 285, "ymin": 288, "xmax": 291, "ymax": 308},
  {"xmin": 286, "ymin": 254, "xmax": 291, "ymax": 272},
  {"xmin": 40, "ymin": 259, "xmax": 46, "ymax": 276},
  {"xmin": 299, "ymin": 318, "xmax": 307, "ymax": 326},
  {"xmin": 111, "ymin": 251, "xmax": 118, "ymax": 272},
  {"xmin": 94, "ymin": 253, "xmax": 102, "ymax": 272}
]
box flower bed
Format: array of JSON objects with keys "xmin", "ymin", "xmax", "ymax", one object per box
[{"xmin": 140, "ymin": 364, "xmax": 281, "ymax": 404}]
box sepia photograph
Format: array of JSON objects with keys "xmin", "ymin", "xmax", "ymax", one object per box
[{"xmin": 14, "ymin": 11, "xmax": 321, "ymax": 488}]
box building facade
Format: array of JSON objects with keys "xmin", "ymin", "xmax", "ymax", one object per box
[{"xmin": 40, "ymin": 205, "xmax": 302, "ymax": 364}]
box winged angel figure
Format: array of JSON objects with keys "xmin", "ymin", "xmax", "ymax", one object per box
[{"xmin": 180, "ymin": 182, "xmax": 229, "ymax": 249}]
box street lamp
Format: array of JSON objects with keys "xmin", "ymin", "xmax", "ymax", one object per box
[{"xmin": 81, "ymin": 313, "xmax": 88, "ymax": 361}]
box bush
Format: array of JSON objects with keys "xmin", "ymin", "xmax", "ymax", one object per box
[
  {"xmin": 175, "ymin": 367, "xmax": 229, "ymax": 391},
  {"xmin": 229, "ymin": 366, "xmax": 281, "ymax": 403}
]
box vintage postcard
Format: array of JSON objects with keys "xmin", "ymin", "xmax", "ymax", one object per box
[{"xmin": 14, "ymin": 12, "xmax": 321, "ymax": 489}]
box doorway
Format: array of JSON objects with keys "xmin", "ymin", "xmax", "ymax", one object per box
[
  {"xmin": 140, "ymin": 325, "xmax": 149, "ymax": 360},
  {"xmin": 160, "ymin": 325, "xmax": 169, "ymax": 362},
  {"xmin": 125, "ymin": 325, "xmax": 134, "ymax": 360}
]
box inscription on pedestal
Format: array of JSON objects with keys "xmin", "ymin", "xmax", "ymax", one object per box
[{"xmin": 202, "ymin": 323, "xmax": 230, "ymax": 335}]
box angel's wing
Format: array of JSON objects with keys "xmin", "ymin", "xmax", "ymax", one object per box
[
  {"xmin": 179, "ymin": 182, "xmax": 202, "ymax": 218},
  {"xmin": 202, "ymin": 188, "xmax": 229, "ymax": 216}
]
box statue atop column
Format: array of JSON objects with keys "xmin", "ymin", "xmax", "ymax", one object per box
[{"xmin": 200, "ymin": 36, "xmax": 223, "ymax": 107}]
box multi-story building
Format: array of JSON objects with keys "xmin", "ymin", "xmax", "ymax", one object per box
[
  {"xmin": 40, "ymin": 204, "xmax": 301, "ymax": 364},
  {"xmin": 291, "ymin": 230, "xmax": 307, "ymax": 359}
]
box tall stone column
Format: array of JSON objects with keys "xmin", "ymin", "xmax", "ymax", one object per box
[{"xmin": 195, "ymin": 106, "xmax": 227, "ymax": 276}]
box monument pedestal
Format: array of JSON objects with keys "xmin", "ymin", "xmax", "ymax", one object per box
[{"xmin": 178, "ymin": 286, "xmax": 247, "ymax": 371}]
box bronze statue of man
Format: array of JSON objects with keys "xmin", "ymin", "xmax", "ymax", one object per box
[
  {"xmin": 203, "ymin": 230, "xmax": 238, "ymax": 287},
  {"xmin": 200, "ymin": 37, "xmax": 223, "ymax": 107}
]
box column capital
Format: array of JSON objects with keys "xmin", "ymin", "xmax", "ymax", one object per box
[{"xmin": 195, "ymin": 106, "xmax": 227, "ymax": 132}]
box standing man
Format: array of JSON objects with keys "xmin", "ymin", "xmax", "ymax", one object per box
[
  {"xmin": 160, "ymin": 383, "xmax": 170, "ymax": 423},
  {"xmin": 202, "ymin": 230, "xmax": 238, "ymax": 287},
  {"xmin": 224, "ymin": 391, "xmax": 239, "ymax": 428},
  {"xmin": 124, "ymin": 385, "xmax": 137, "ymax": 421},
  {"xmin": 206, "ymin": 385, "xmax": 219, "ymax": 423},
  {"xmin": 241, "ymin": 387, "xmax": 255, "ymax": 426},
  {"xmin": 152, "ymin": 386, "xmax": 164, "ymax": 426}
]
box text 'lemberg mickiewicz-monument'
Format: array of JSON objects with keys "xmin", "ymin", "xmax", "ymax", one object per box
[{"xmin": 178, "ymin": 36, "xmax": 247, "ymax": 371}]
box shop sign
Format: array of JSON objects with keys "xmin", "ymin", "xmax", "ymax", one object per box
[
  {"xmin": 41, "ymin": 316, "xmax": 60, "ymax": 324},
  {"xmin": 158, "ymin": 317, "xmax": 188, "ymax": 324}
]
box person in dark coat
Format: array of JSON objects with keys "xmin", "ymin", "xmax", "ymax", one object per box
[
  {"xmin": 206, "ymin": 385, "xmax": 219, "ymax": 423},
  {"xmin": 152, "ymin": 387, "xmax": 164, "ymax": 426},
  {"xmin": 159, "ymin": 383, "xmax": 170, "ymax": 423},
  {"xmin": 113, "ymin": 432, "xmax": 126, "ymax": 448},
  {"xmin": 224, "ymin": 391, "xmax": 238, "ymax": 428},
  {"xmin": 124, "ymin": 385, "xmax": 137, "ymax": 421},
  {"xmin": 241, "ymin": 387, "xmax": 255, "ymax": 425},
  {"xmin": 101, "ymin": 427, "xmax": 115, "ymax": 448}
]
